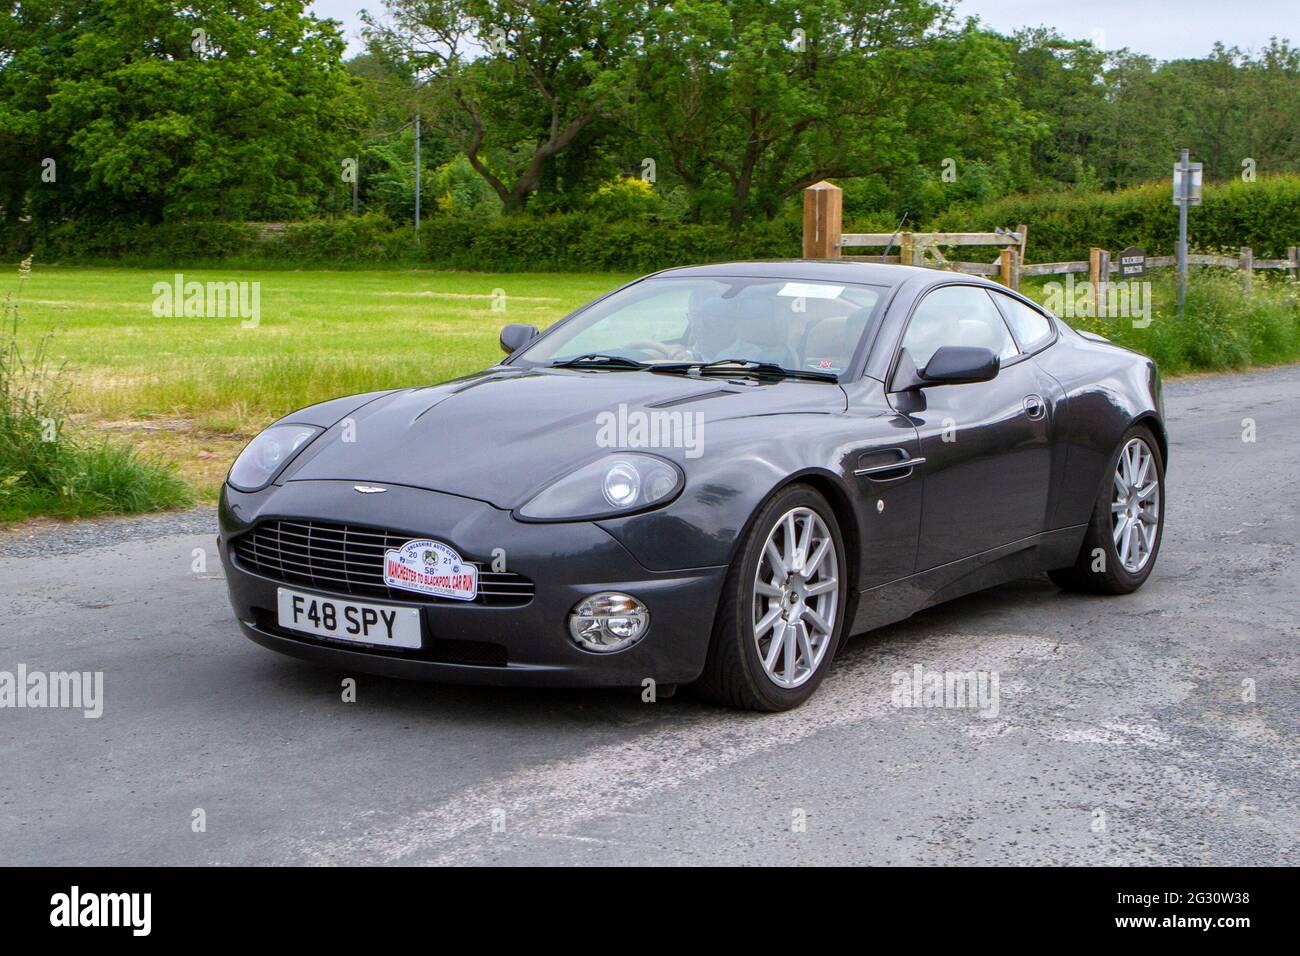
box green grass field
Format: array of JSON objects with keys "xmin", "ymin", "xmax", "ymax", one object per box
[{"xmin": 10, "ymin": 266, "xmax": 631, "ymax": 497}]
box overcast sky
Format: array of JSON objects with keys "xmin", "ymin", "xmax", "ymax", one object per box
[{"xmin": 309, "ymin": 0, "xmax": 1296, "ymax": 61}]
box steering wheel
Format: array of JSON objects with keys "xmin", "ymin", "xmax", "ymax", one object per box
[{"xmin": 624, "ymin": 339, "xmax": 693, "ymax": 361}]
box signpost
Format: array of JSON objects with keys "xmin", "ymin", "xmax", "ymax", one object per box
[
  {"xmin": 1119, "ymin": 246, "xmax": 1146, "ymax": 280},
  {"xmin": 1173, "ymin": 149, "xmax": 1203, "ymax": 320}
]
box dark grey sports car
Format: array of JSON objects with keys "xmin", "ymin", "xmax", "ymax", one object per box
[{"xmin": 219, "ymin": 261, "xmax": 1166, "ymax": 710}]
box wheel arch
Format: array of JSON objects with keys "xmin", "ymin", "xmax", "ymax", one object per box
[
  {"xmin": 720, "ymin": 467, "xmax": 862, "ymax": 637},
  {"xmin": 791, "ymin": 471, "xmax": 862, "ymax": 639},
  {"xmin": 1132, "ymin": 412, "xmax": 1168, "ymax": 464},
  {"xmin": 788, "ymin": 470, "xmax": 861, "ymax": 592}
]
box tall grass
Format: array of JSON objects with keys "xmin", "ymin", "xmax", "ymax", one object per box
[{"xmin": 0, "ymin": 297, "xmax": 193, "ymax": 522}]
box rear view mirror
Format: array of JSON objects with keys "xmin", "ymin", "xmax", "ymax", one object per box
[
  {"xmin": 920, "ymin": 346, "xmax": 1000, "ymax": 386},
  {"xmin": 500, "ymin": 323, "xmax": 540, "ymax": 355}
]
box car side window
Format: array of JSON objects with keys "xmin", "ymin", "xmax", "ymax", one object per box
[
  {"xmin": 899, "ymin": 285, "xmax": 1018, "ymax": 371},
  {"xmin": 989, "ymin": 291, "xmax": 1053, "ymax": 353}
]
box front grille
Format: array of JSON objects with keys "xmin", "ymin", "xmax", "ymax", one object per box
[{"xmin": 232, "ymin": 519, "xmax": 534, "ymax": 607}]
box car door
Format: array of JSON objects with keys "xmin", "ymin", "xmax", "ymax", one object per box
[
  {"xmin": 886, "ymin": 284, "xmax": 1056, "ymax": 572},
  {"xmin": 986, "ymin": 288, "xmax": 1071, "ymax": 530}
]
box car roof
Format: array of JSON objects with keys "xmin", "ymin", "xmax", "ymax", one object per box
[{"xmin": 648, "ymin": 259, "xmax": 972, "ymax": 289}]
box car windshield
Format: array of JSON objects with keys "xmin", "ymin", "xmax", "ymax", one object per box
[{"xmin": 513, "ymin": 276, "xmax": 886, "ymax": 378}]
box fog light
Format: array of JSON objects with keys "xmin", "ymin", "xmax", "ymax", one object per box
[{"xmin": 568, "ymin": 592, "xmax": 650, "ymax": 653}]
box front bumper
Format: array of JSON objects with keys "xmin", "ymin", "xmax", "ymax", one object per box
[{"xmin": 219, "ymin": 480, "xmax": 727, "ymax": 687}]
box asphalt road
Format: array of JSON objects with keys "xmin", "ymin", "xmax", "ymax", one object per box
[{"xmin": 2, "ymin": 366, "xmax": 1297, "ymax": 866}]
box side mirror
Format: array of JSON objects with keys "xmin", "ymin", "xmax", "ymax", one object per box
[
  {"xmin": 919, "ymin": 346, "xmax": 1000, "ymax": 387},
  {"xmin": 499, "ymin": 323, "xmax": 539, "ymax": 355}
]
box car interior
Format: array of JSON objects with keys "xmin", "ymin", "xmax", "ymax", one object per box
[
  {"xmin": 686, "ymin": 285, "xmax": 879, "ymax": 372},
  {"xmin": 899, "ymin": 287, "xmax": 1019, "ymax": 371}
]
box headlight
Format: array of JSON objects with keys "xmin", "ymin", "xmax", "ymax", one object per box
[
  {"xmin": 227, "ymin": 423, "xmax": 322, "ymax": 492},
  {"xmin": 517, "ymin": 453, "xmax": 683, "ymax": 521}
]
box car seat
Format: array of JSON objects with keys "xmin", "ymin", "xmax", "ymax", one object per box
[{"xmin": 732, "ymin": 293, "xmax": 799, "ymax": 369}]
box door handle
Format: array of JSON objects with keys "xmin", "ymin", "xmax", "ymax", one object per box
[
  {"xmin": 854, "ymin": 448, "xmax": 925, "ymax": 481},
  {"xmin": 1023, "ymin": 394, "xmax": 1046, "ymax": 421}
]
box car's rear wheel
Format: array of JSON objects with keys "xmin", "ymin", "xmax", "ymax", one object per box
[
  {"xmin": 692, "ymin": 484, "xmax": 847, "ymax": 711},
  {"xmin": 1049, "ymin": 425, "xmax": 1165, "ymax": 594}
]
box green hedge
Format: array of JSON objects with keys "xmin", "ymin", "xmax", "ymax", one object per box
[
  {"xmin": 21, "ymin": 219, "xmax": 263, "ymax": 264},
  {"xmin": 9, "ymin": 212, "xmax": 811, "ymax": 273},
  {"xmin": 413, "ymin": 214, "xmax": 804, "ymax": 271},
  {"xmin": 927, "ymin": 176, "xmax": 1300, "ymax": 263}
]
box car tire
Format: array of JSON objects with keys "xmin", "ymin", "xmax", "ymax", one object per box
[
  {"xmin": 1049, "ymin": 424, "xmax": 1165, "ymax": 595},
  {"xmin": 691, "ymin": 484, "xmax": 848, "ymax": 711}
]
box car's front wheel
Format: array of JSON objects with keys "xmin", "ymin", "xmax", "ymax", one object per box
[{"xmin": 693, "ymin": 484, "xmax": 847, "ymax": 711}]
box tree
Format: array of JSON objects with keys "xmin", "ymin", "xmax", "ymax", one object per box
[
  {"xmin": 365, "ymin": 0, "xmax": 647, "ymax": 212},
  {"xmin": 0, "ymin": 0, "xmax": 364, "ymax": 224},
  {"xmin": 631, "ymin": 0, "xmax": 1038, "ymax": 225},
  {"xmin": 1239, "ymin": 39, "xmax": 1300, "ymax": 176},
  {"xmin": 1161, "ymin": 44, "xmax": 1253, "ymax": 181},
  {"xmin": 1001, "ymin": 28, "xmax": 1107, "ymax": 187},
  {"xmin": 1090, "ymin": 51, "xmax": 1171, "ymax": 188}
]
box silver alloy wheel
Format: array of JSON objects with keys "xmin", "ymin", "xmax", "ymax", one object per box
[
  {"xmin": 1111, "ymin": 437, "xmax": 1161, "ymax": 573},
  {"xmin": 752, "ymin": 506, "xmax": 840, "ymax": 689}
]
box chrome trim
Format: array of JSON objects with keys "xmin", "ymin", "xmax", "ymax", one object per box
[{"xmin": 853, "ymin": 456, "xmax": 926, "ymax": 478}]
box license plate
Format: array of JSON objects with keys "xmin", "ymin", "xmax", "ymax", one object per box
[{"xmin": 276, "ymin": 588, "xmax": 421, "ymax": 649}]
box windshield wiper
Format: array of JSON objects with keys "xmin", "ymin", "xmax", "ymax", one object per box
[
  {"xmin": 650, "ymin": 358, "xmax": 838, "ymax": 383},
  {"xmin": 550, "ymin": 353, "xmax": 648, "ymax": 370}
]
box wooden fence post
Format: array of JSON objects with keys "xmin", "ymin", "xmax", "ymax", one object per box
[
  {"xmin": 802, "ymin": 181, "xmax": 842, "ymax": 258},
  {"xmin": 1290, "ymin": 246, "xmax": 1299, "ymax": 282},
  {"xmin": 899, "ymin": 233, "xmax": 915, "ymax": 267},
  {"xmin": 1089, "ymin": 248, "xmax": 1110, "ymax": 312},
  {"xmin": 998, "ymin": 248, "xmax": 1021, "ymax": 289},
  {"xmin": 1240, "ymin": 246, "xmax": 1254, "ymax": 294}
]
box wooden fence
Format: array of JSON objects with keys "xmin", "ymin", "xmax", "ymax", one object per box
[{"xmin": 802, "ymin": 180, "xmax": 1300, "ymax": 292}]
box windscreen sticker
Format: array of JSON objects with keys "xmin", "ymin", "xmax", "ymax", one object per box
[
  {"xmin": 777, "ymin": 282, "xmax": 844, "ymax": 300},
  {"xmin": 384, "ymin": 539, "xmax": 478, "ymax": 601}
]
